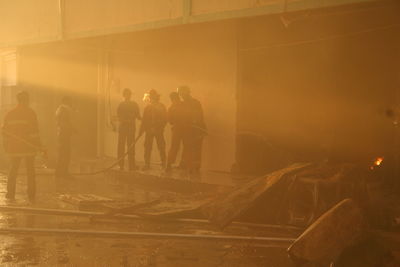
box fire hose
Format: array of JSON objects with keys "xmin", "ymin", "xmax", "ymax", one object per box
[
  {"xmin": 2, "ymin": 129, "xmax": 144, "ymax": 176},
  {"xmin": 2, "ymin": 125, "xmax": 270, "ymax": 176},
  {"xmin": 71, "ymin": 133, "xmax": 144, "ymax": 176},
  {"xmin": 1, "ymin": 123, "xmax": 244, "ymax": 176},
  {"xmin": 68, "ymin": 124, "xmax": 206, "ymax": 175}
]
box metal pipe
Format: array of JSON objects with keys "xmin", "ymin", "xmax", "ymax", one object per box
[{"xmin": 0, "ymin": 227, "xmax": 296, "ymax": 243}]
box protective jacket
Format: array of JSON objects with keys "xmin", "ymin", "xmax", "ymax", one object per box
[
  {"xmin": 140, "ymin": 102, "xmax": 167, "ymax": 134},
  {"xmin": 117, "ymin": 100, "xmax": 141, "ymax": 127},
  {"xmin": 2, "ymin": 105, "xmax": 41, "ymax": 156},
  {"xmin": 168, "ymin": 101, "xmax": 185, "ymax": 129},
  {"xmin": 181, "ymin": 97, "xmax": 206, "ymax": 134}
]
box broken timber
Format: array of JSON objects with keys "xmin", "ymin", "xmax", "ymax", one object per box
[
  {"xmin": 287, "ymin": 198, "xmax": 368, "ymax": 264},
  {"xmin": 0, "ymin": 205, "xmax": 302, "ymax": 231},
  {"xmin": 59, "ymin": 194, "xmax": 116, "ymax": 212},
  {"xmin": 106, "ymin": 169, "xmax": 231, "ymax": 194},
  {"xmin": 59, "ymin": 192, "xmax": 210, "ymax": 218},
  {"xmin": 202, "ymin": 163, "xmax": 312, "ymax": 229}
]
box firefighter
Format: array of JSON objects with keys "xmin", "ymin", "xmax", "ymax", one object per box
[
  {"xmin": 117, "ymin": 88, "xmax": 141, "ymax": 171},
  {"xmin": 165, "ymin": 92, "xmax": 185, "ymax": 172},
  {"xmin": 2, "ymin": 91, "xmax": 42, "ymax": 201},
  {"xmin": 177, "ymin": 86, "xmax": 206, "ymax": 173},
  {"xmin": 55, "ymin": 96, "xmax": 75, "ymax": 178},
  {"xmin": 139, "ymin": 89, "xmax": 167, "ymax": 170}
]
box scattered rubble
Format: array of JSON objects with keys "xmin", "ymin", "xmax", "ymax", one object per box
[
  {"xmin": 37, "ymin": 162, "xmax": 400, "ymax": 266},
  {"xmin": 287, "ymin": 198, "xmax": 399, "ymax": 266},
  {"xmin": 201, "ymin": 163, "xmax": 312, "ymax": 229},
  {"xmin": 287, "ymin": 199, "xmax": 367, "ymax": 265}
]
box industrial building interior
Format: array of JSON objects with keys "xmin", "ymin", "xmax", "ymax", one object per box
[{"xmin": 0, "ymin": 0, "xmax": 400, "ymax": 266}]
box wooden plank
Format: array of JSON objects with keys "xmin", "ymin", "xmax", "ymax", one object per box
[
  {"xmin": 107, "ymin": 169, "xmax": 231, "ymax": 194},
  {"xmin": 58, "ymin": 194, "xmax": 117, "ymax": 212},
  {"xmin": 132, "ymin": 198, "xmax": 208, "ymax": 217},
  {"xmin": 0, "ymin": 205, "xmax": 302, "ymax": 231},
  {"xmin": 104, "ymin": 198, "xmax": 162, "ymax": 215},
  {"xmin": 287, "ymin": 198, "xmax": 367, "ymax": 264},
  {"xmin": 202, "ymin": 163, "xmax": 312, "ymax": 229}
]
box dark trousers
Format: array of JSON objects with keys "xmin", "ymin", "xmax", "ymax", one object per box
[
  {"xmin": 56, "ymin": 134, "xmax": 71, "ymax": 176},
  {"xmin": 144, "ymin": 130, "xmax": 166, "ymax": 167},
  {"xmin": 182, "ymin": 131, "xmax": 204, "ymax": 171},
  {"xmin": 118, "ymin": 125, "xmax": 136, "ymax": 170},
  {"xmin": 167, "ymin": 127, "xmax": 183, "ymax": 166},
  {"xmin": 7, "ymin": 156, "xmax": 36, "ymax": 200}
]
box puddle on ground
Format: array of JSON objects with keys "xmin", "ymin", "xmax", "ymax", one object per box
[{"xmin": 0, "ymin": 172, "xmax": 295, "ymax": 266}]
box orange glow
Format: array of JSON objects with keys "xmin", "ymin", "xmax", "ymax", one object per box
[{"xmin": 370, "ymin": 157, "xmax": 384, "ymax": 170}]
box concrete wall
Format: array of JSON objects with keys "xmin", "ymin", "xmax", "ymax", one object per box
[
  {"xmin": 191, "ymin": 0, "xmax": 284, "ymax": 15},
  {"xmin": 0, "ymin": 0, "xmax": 60, "ymax": 46},
  {"xmin": 236, "ymin": 1, "xmax": 400, "ymax": 174},
  {"xmin": 0, "ymin": 0, "xmax": 375, "ymax": 47},
  {"xmin": 0, "ymin": 50, "xmax": 17, "ymax": 107},
  {"xmin": 64, "ymin": 0, "xmax": 183, "ymax": 37}
]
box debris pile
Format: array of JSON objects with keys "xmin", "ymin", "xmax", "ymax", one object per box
[
  {"xmin": 57, "ymin": 162, "xmax": 400, "ymax": 265},
  {"xmin": 288, "ymin": 199, "xmax": 367, "ymax": 265},
  {"xmin": 201, "ymin": 163, "xmax": 312, "ymax": 229},
  {"xmin": 288, "ymin": 199, "xmax": 397, "ymax": 266}
]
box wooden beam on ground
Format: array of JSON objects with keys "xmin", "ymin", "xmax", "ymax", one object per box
[
  {"xmin": 0, "ymin": 227, "xmax": 297, "ymax": 243},
  {"xmin": 0, "ymin": 205, "xmax": 302, "ymax": 231},
  {"xmin": 202, "ymin": 163, "xmax": 312, "ymax": 229}
]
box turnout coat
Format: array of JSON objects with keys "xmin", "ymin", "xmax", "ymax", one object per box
[{"xmin": 2, "ymin": 105, "xmax": 41, "ymax": 156}]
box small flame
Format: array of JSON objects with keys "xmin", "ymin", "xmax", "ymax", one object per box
[
  {"xmin": 375, "ymin": 157, "xmax": 384, "ymax": 166},
  {"xmin": 370, "ymin": 157, "xmax": 384, "ymax": 170}
]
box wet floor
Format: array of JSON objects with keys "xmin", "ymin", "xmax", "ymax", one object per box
[
  {"xmin": 0, "ymin": 170, "xmax": 297, "ymax": 266},
  {"xmin": 0, "ymin": 233, "xmax": 294, "ymax": 266}
]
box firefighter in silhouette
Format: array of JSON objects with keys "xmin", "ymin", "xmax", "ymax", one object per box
[
  {"xmin": 178, "ymin": 86, "xmax": 206, "ymax": 173},
  {"xmin": 139, "ymin": 89, "xmax": 167, "ymax": 170},
  {"xmin": 117, "ymin": 88, "xmax": 141, "ymax": 171},
  {"xmin": 55, "ymin": 96, "xmax": 75, "ymax": 178},
  {"xmin": 165, "ymin": 92, "xmax": 185, "ymax": 172},
  {"xmin": 2, "ymin": 91, "xmax": 42, "ymax": 201}
]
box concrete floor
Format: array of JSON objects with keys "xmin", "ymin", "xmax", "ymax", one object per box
[{"xmin": 0, "ymin": 167, "xmax": 297, "ymax": 266}]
